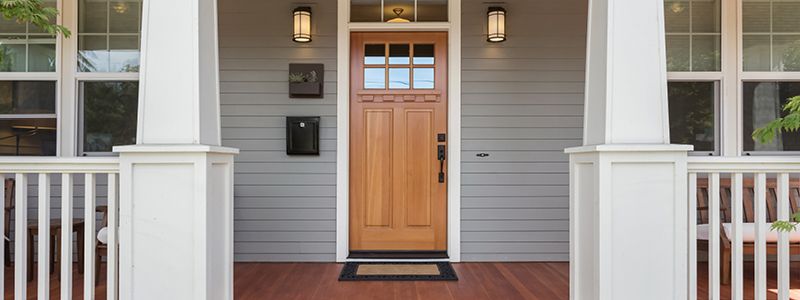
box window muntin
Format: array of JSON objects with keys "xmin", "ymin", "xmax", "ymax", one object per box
[
  {"xmin": 668, "ymin": 82, "xmax": 718, "ymax": 154},
  {"xmin": 362, "ymin": 43, "xmax": 437, "ymax": 90},
  {"xmin": 350, "ymin": 0, "xmax": 448, "ymax": 22},
  {"xmin": 0, "ymin": 0, "xmax": 57, "ymax": 72},
  {"xmin": 742, "ymin": 0, "xmax": 800, "ymax": 71},
  {"xmin": 664, "ymin": 0, "xmax": 722, "ymax": 72},
  {"xmin": 0, "ymin": 81, "xmax": 57, "ymax": 156},
  {"xmin": 79, "ymin": 81, "xmax": 138, "ymax": 154},
  {"xmin": 78, "ymin": 0, "xmax": 142, "ymax": 72},
  {"xmin": 742, "ymin": 82, "xmax": 800, "ymax": 153}
]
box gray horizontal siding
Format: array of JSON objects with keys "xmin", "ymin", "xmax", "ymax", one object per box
[
  {"xmin": 219, "ymin": 0, "xmax": 337, "ymax": 262},
  {"xmin": 460, "ymin": 0, "xmax": 586, "ymax": 262}
]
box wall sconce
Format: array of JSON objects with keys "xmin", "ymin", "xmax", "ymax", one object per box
[
  {"xmin": 487, "ymin": 7, "xmax": 506, "ymax": 43},
  {"xmin": 293, "ymin": 7, "xmax": 312, "ymax": 43}
]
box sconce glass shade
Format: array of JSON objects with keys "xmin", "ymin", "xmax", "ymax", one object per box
[
  {"xmin": 293, "ymin": 7, "xmax": 312, "ymax": 43},
  {"xmin": 487, "ymin": 7, "xmax": 506, "ymax": 43}
]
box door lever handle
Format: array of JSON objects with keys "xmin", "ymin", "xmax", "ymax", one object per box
[{"xmin": 438, "ymin": 145, "xmax": 446, "ymax": 183}]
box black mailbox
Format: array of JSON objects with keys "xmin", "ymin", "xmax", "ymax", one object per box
[{"xmin": 286, "ymin": 116, "xmax": 320, "ymax": 155}]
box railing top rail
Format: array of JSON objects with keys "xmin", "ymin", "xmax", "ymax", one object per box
[
  {"xmin": 688, "ymin": 156, "xmax": 800, "ymax": 173},
  {"xmin": 0, "ymin": 157, "xmax": 120, "ymax": 174}
]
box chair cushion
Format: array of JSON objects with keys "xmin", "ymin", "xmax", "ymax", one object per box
[{"xmin": 696, "ymin": 223, "xmax": 800, "ymax": 243}]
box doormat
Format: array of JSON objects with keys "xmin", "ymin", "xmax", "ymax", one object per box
[{"xmin": 338, "ymin": 262, "xmax": 458, "ymax": 281}]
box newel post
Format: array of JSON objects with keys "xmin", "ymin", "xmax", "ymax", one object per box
[
  {"xmin": 114, "ymin": 0, "xmax": 237, "ymax": 299},
  {"xmin": 568, "ymin": 0, "xmax": 691, "ymax": 299}
]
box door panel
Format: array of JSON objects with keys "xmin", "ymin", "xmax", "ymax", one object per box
[{"xmin": 350, "ymin": 32, "xmax": 448, "ymax": 251}]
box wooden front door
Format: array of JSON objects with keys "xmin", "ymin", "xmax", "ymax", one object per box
[{"xmin": 349, "ymin": 32, "xmax": 448, "ymax": 251}]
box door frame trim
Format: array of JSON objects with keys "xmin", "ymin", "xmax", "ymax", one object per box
[{"xmin": 335, "ymin": 0, "xmax": 462, "ymax": 262}]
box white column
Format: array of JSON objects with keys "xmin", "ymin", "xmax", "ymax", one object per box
[
  {"xmin": 114, "ymin": 0, "xmax": 237, "ymax": 299},
  {"xmin": 568, "ymin": 0, "xmax": 691, "ymax": 299}
]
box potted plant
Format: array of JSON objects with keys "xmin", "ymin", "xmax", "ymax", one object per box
[{"xmin": 289, "ymin": 70, "xmax": 321, "ymax": 97}]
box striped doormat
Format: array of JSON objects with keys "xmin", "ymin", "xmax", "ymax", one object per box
[{"xmin": 338, "ymin": 262, "xmax": 458, "ymax": 281}]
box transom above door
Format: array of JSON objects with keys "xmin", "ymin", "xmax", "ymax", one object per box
[{"xmin": 349, "ymin": 32, "xmax": 448, "ymax": 252}]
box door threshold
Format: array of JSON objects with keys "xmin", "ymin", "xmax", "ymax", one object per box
[{"xmin": 348, "ymin": 251, "xmax": 449, "ymax": 259}]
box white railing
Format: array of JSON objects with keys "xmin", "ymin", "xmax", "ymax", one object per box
[
  {"xmin": 687, "ymin": 156, "xmax": 800, "ymax": 300},
  {"xmin": 0, "ymin": 157, "xmax": 119, "ymax": 300}
]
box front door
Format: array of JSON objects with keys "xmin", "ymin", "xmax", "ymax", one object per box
[{"xmin": 349, "ymin": 32, "xmax": 448, "ymax": 251}]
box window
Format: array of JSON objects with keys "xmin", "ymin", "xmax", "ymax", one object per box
[
  {"xmin": 743, "ymin": 82, "xmax": 800, "ymax": 152},
  {"xmin": 77, "ymin": 0, "xmax": 142, "ymax": 155},
  {"xmin": 362, "ymin": 43, "xmax": 437, "ymax": 90},
  {"xmin": 741, "ymin": 0, "xmax": 800, "ymax": 154},
  {"xmin": 664, "ymin": 0, "xmax": 721, "ymax": 154},
  {"xmin": 78, "ymin": 0, "xmax": 142, "ymax": 72},
  {"xmin": 79, "ymin": 81, "xmax": 138, "ymax": 154},
  {"xmin": 0, "ymin": 81, "xmax": 57, "ymax": 156},
  {"xmin": 351, "ymin": 0, "xmax": 448, "ymax": 22},
  {"xmin": 668, "ymin": 82, "xmax": 718, "ymax": 153},
  {"xmin": 0, "ymin": 0, "xmax": 57, "ymax": 72}
]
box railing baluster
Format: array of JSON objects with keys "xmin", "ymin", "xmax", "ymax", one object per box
[
  {"xmin": 37, "ymin": 174, "xmax": 50, "ymax": 300},
  {"xmin": 107, "ymin": 173, "xmax": 118, "ymax": 300},
  {"xmin": 731, "ymin": 173, "xmax": 744, "ymax": 300},
  {"xmin": 709, "ymin": 173, "xmax": 721, "ymax": 300},
  {"xmin": 84, "ymin": 174, "xmax": 96, "ymax": 300},
  {"xmin": 777, "ymin": 173, "xmax": 790, "ymax": 300},
  {"xmin": 688, "ymin": 173, "xmax": 697, "ymax": 300},
  {"xmin": 754, "ymin": 173, "xmax": 767, "ymax": 300},
  {"xmin": 14, "ymin": 173, "xmax": 27, "ymax": 300},
  {"xmin": 61, "ymin": 173, "xmax": 73, "ymax": 300}
]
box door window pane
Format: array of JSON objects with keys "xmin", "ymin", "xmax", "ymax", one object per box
[
  {"xmin": 416, "ymin": 0, "xmax": 447, "ymax": 22},
  {"xmin": 389, "ymin": 68, "xmax": 410, "ymax": 89},
  {"xmin": 365, "ymin": 44, "xmax": 386, "ymax": 65},
  {"xmin": 664, "ymin": 0, "xmax": 721, "ymax": 72},
  {"xmin": 413, "ymin": 68, "xmax": 434, "ymax": 89},
  {"xmin": 351, "ymin": 0, "xmax": 382, "ymax": 22},
  {"xmin": 81, "ymin": 81, "xmax": 139, "ymax": 153},
  {"xmin": 79, "ymin": 0, "xmax": 142, "ymax": 73},
  {"xmin": 668, "ymin": 82, "xmax": 717, "ymax": 153},
  {"xmin": 742, "ymin": 0, "xmax": 800, "ymax": 71},
  {"xmin": 389, "ymin": 44, "xmax": 410, "ymax": 64},
  {"xmin": 744, "ymin": 82, "xmax": 800, "ymax": 152},
  {"xmin": 413, "ymin": 44, "xmax": 435, "ymax": 64},
  {"xmin": 364, "ymin": 68, "xmax": 385, "ymax": 89}
]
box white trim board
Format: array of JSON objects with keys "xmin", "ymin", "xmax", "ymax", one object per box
[{"xmin": 335, "ymin": 0, "xmax": 462, "ymax": 262}]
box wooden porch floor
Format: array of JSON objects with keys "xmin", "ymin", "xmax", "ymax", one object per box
[{"xmin": 5, "ymin": 262, "xmax": 800, "ymax": 299}]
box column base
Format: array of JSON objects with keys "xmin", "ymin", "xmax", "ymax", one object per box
[
  {"xmin": 566, "ymin": 144, "xmax": 691, "ymax": 300},
  {"xmin": 115, "ymin": 144, "xmax": 238, "ymax": 300}
]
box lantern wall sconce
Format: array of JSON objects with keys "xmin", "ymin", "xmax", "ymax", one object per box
[
  {"xmin": 487, "ymin": 7, "xmax": 506, "ymax": 43},
  {"xmin": 293, "ymin": 7, "xmax": 312, "ymax": 43}
]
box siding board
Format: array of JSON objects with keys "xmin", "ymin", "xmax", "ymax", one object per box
[
  {"xmin": 460, "ymin": 0, "xmax": 586, "ymax": 261},
  {"xmin": 219, "ymin": 0, "xmax": 338, "ymax": 261}
]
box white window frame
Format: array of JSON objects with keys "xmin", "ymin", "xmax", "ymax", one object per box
[
  {"xmin": 69, "ymin": 0, "xmax": 141, "ymax": 157},
  {"xmin": 0, "ymin": 0, "xmax": 63, "ymax": 156},
  {"xmin": 735, "ymin": 0, "xmax": 800, "ymax": 155}
]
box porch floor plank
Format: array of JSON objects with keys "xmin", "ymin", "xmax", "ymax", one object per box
[{"xmin": 6, "ymin": 261, "xmax": 800, "ymax": 299}]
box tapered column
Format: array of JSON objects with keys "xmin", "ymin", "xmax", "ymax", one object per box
[
  {"xmin": 114, "ymin": 0, "xmax": 237, "ymax": 299},
  {"xmin": 568, "ymin": 0, "xmax": 691, "ymax": 299}
]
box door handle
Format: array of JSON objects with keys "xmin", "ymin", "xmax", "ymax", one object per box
[{"xmin": 438, "ymin": 145, "xmax": 446, "ymax": 183}]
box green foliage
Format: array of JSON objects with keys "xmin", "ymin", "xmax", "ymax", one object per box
[
  {"xmin": 0, "ymin": 0, "xmax": 70, "ymax": 37},
  {"xmin": 772, "ymin": 212, "xmax": 800, "ymax": 232},
  {"xmin": 753, "ymin": 96, "xmax": 800, "ymax": 144},
  {"xmin": 288, "ymin": 73, "xmax": 306, "ymax": 83}
]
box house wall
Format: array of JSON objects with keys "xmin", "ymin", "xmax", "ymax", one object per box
[
  {"xmin": 217, "ymin": 0, "xmax": 586, "ymax": 262},
  {"xmin": 459, "ymin": 0, "xmax": 586, "ymax": 261},
  {"xmin": 219, "ymin": 0, "xmax": 338, "ymax": 261}
]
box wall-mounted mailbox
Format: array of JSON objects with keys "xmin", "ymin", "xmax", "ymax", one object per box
[{"xmin": 286, "ymin": 116, "xmax": 320, "ymax": 155}]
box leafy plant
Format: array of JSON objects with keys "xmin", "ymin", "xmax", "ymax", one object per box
[
  {"xmin": 306, "ymin": 70, "xmax": 318, "ymax": 83},
  {"xmin": 288, "ymin": 72, "xmax": 306, "ymax": 83},
  {"xmin": 753, "ymin": 95, "xmax": 800, "ymax": 232},
  {"xmin": 0, "ymin": 0, "xmax": 70, "ymax": 37}
]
